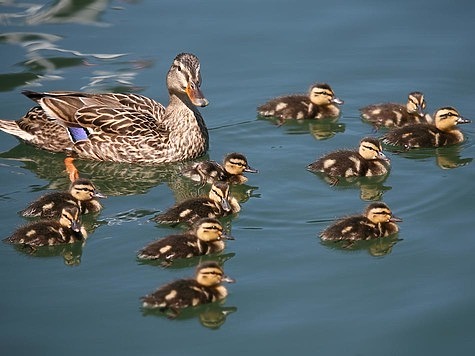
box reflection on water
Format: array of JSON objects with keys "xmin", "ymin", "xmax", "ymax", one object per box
[
  {"xmin": 141, "ymin": 302, "xmax": 237, "ymax": 330},
  {"xmin": 320, "ymin": 235, "xmax": 401, "ymax": 257}
]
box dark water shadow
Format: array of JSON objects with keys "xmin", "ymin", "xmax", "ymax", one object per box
[{"xmin": 320, "ymin": 235, "xmax": 402, "ymax": 257}]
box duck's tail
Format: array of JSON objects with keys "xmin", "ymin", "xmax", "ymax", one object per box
[{"xmin": 0, "ymin": 119, "xmax": 35, "ymax": 142}]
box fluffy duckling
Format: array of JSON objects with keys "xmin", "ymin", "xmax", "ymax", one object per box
[
  {"xmin": 141, "ymin": 261, "xmax": 235, "ymax": 315},
  {"xmin": 257, "ymin": 82, "xmax": 344, "ymax": 121},
  {"xmin": 20, "ymin": 178, "xmax": 106, "ymax": 218},
  {"xmin": 182, "ymin": 152, "xmax": 258, "ymax": 185},
  {"xmin": 137, "ymin": 218, "xmax": 234, "ymax": 262},
  {"xmin": 360, "ymin": 91, "xmax": 432, "ymax": 128},
  {"xmin": 153, "ymin": 181, "xmax": 240, "ymax": 225},
  {"xmin": 382, "ymin": 107, "xmax": 471, "ymax": 148},
  {"xmin": 307, "ymin": 137, "xmax": 390, "ymax": 182},
  {"xmin": 4, "ymin": 206, "xmax": 87, "ymax": 247},
  {"xmin": 320, "ymin": 202, "xmax": 401, "ymax": 241}
]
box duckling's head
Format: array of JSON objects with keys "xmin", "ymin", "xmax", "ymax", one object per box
[
  {"xmin": 195, "ymin": 261, "xmax": 235, "ymax": 287},
  {"xmin": 167, "ymin": 53, "xmax": 209, "ymax": 107},
  {"xmin": 209, "ymin": 181, "xmax": 231, "ymax": 212},
  {"xmin": 223, "ymin": 153, "xmax": 258, "ymax": 175},
  {"xmin": 309, "ymin": 83, "xmax": 344, "ymax": 106},
  {"xmin": 358, "ymin": 137, "xmax": 389, "ymax": 162},
  {"xmin": 364, "ymin": 202, "xmax": 402, "ymax": 224},
  {"xmin": 194, "ymin": 218, "xmax": 234, "ymax": 242},
  {"xmin": 69, "ymin": 178, "xmax": 107, "ymax": 201},
  {"xmin": 406, "ymin": 92, "xmax": 426, "ymax": 117},
  {"xmin": 434, "ymin": 107, "xmax": 471, "ymax": 131},
  {"xmin": 59, "ymin": 205, "xmax": 82, "ymax": 232}
]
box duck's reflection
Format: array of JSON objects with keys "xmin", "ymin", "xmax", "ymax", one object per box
[
  {"xmin": 320, "ymin": 235, "xmax": 401, "ymax": 257},
  {"xmin": 8, "ymin": 240, "xmax": 86, "ymax": 266},
  {"xmin": 141, "ymin": 302, "xmax": 237, "ymax": 330}
]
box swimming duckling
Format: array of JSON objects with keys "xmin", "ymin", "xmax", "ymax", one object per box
[
  {"xmin": 382, "ymin": 107, "xmax": 471, "ymax": 148},
  {"xmin": 20, "ymin": 178, "xmax": 106, "ymax": 218},
  {"xmin": 137, "ymin": 218, "xmax": 234, "ymax": 262},
  {"xmin": 183, "ymin": 152, "xmax": 258, "ymax": 185},
  {"xmin": 360, "ymin": 91, "xmax": 432, "ymax": 129},
  {"xmin": 141, "ymin": 261, "xmax": 235, "ymax": 316},
  {"xmin": 320, "ymin": 202, "xmax": 401, "ymax": 241},
  {"xmin": 153, "ymin": 181, "xmax": 240, "ymax": 225},
  {"xmin": 307, "ymin": 137, "xmax": 390, "ymax": 183},
  {"xmin": 257, "ymin": 82, "xmax": 344, "ymax": 122},
  {"xmin": 4, "ymin": 205, "xmax": 87, "ymax": 247}
]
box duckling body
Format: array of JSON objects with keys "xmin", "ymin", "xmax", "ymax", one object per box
[
  {"xmin": 307, "ymin": 137, "xmax": 390, "ymax": 179},
  {"xmin": 360, "ymin": 92, "xmax": 432, "ymax": 129},
  {"xmin": 183, "ymin": 153, "xmax": 258, "ymax": 185},
  {"xmin": 141, "ymin": 261, "xmax": 235, "ymax": 313},
  {"xmin": 4, "ymin": 206, "xmax": 87, "ymax": 247},
  {"xmin": 20, "ymin": 178, "xmax": 105, "ymax": 218},
  {"xmin": 257, "ymin": 83, "xmax": 343, "ymax": 121},
  {"xmin": 138, "ymin": 218, "xmax": 233, "ymax": 261},
  {"xmin": 0, "ymin": 53, "xmax": 209, "ymax": 164},
  {"xmin": 382, "ymin": 107, "xmax": 471, "ymax": 148},
  {"xmin": 320, "ymin": 202, "xmax": 401, "ymax": 241},
  {"xmin": 153, "ymin": 181, "xmax": 240, "ymax": 225}
]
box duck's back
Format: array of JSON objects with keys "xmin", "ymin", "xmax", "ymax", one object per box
[
  {"xmin": 320, "ymin": 216, "xmax": 375, "ymax": 241},
  {"xmin": 4, "ymin": 221, "xmax": 83, "ymax": 246},
  {"xmin": 258, "ymin": 95, "xmax": 311, "ymax": 120},
  {"xmin": 137, "ymin": 233, "xmax": 197, "ymax": 260},
  {"xmin": 308, "ymin": 150, "xmax": 371, "ymax": 177},
  {"xmin": 20, "ymin": 192, "xmax": 77, "ymax": 218},
  {"xmin": 383, "ymin": 124, "xmax": 461, "ymax": 148},
  {"xmin": 154, "ymin": 197, "xmax": 220, "ymax": 224}
]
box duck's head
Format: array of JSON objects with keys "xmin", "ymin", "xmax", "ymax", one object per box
[
  {"xmin": 358, "ymin": 137, "xmax": 389, "ymax": 162},
  {"xmin": 195, "ymin": 261, "xmax": 235, "ymax": 287},
  {"xmin": 434, "ymin": 107, "xmax": 471, "ymax": 131},
  {"xmin": 406, "ymin": 92, "xmax": 426, "ymax": 117},
  {"xmin": 194, "ymin": 218, "xmax": 234, "ymax": 242},
  {"xmin": 69, "ymin": 178, "xmax": 107, "ymax": 201},
  {"xmin": 209, "ymin": 181, "xmax": 232, "ymax": 212},
  {"xmin": 223, "ymin": 153, "xmax": 259, "ymax": 175},
  {"xmin": 309, "ymin": 83, "xmax": 344, "ymax": 106},
  {"xmin": 59, "ymin": 205, "xmax": 82, "ymax": 232},
  {"xmin": 167, "ymin": 53, "xmax": 209, "ymax": 107},
  {"xmin": 365, "ymin": 202, "xmax": 402, "ymax": 224}
]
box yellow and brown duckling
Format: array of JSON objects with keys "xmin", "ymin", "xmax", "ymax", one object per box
[
  {"xmin": 4, "ymin": 205, "xmax": 87, "ymax": 247},
  {"xmin": 137, "ymin": 218, "xmax": 233, "ymax": 262},
  {"xmin": 153, "ymin": 181, "xmax": 240, "ymax": 225},
  {"xmin": 257, "ymin": 82, "xmax": 344, "ymax": 121},
  {"xmin": 182, "ymin": 152, "xmax": 258, "ymax": 185},
  {"xmin": 307, "ymin": 137, "xmax": 390, "ymax": 182},
  {"xmin": 360, "ymin": 91, "xmax": 432, "ymax": 129},
  {"xmin": 320, "ymin": 202, "xmax": 401, "ymax": 242},
  {"xmin": 382, "ymin": 107, "xmax": 471, "ymax": 148},
  {"xmin": 141, "ymin": 261, "xmax": 235, "ymax": 315},
  {"xmin": 20, "ymin": 178, "xmax": 106, "ymax": 218}
]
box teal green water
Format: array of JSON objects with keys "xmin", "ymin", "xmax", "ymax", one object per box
[{"xmin": 1, "ymin": 1, "xmax": 474, "ymax": 355}]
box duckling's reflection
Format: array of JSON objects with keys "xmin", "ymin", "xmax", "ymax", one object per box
[
  {"xmin": 309, "ymin": 172, "xmax": 392, "ymax": 201},
  {"xmin": 138, "ymin": 253, "xmax": 236, "ymax": 269},
  {"xmin": 320, "ymin": 236, "xmax": 401, "ymax": 257},
  {"xmin": 141, "ymin": 302, "xmax": 237, "ymax": 329},
  {"xmin": 259, "ymin": 116, "xmax": 345, "ymax": 140},
  {"xmin": 9, "ymin": 241, "xmax": 85, "ymax": 266},
  {"xmin": 383, "ymin": 144, "xmax": 472, "ymax": 170}
]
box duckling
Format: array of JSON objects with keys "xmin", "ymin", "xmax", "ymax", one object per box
[
  {"xmin": 320, "ymin": 202, "xmax": 401, "ymax": 242},
  {"xmin": 141, "ymin": 261, "xmax": 235, "ymax": 316},
  {"xmin": 4, "ymin": 205, "xmax": 87, "ymax": 247},
  {"xmin": 137, "ymin": 218, "xmax": 234, "ymax": 262},
  {"xmin": 182, "ymin": 152, "xmax": 258, "ymax": 185},
  {"xmin": 153, "ymin": 181, "xmax": 240, "ymax": 225},
  {"xmin": 382, "ymin": 107, "xmax": 471, "ymax": 148},
  {"xmin": 307, "ymin": 137, "xmax": 390, "ymax": 182},
  {"xmin": 20, "ymin": 178, "xmax": 106, "ymax": 218},
  {"xmin": 257, "ymin": 82, "xmax": 344, "ymax": 122},
  {"xmin": 360, "ymin": 91, "xmax": 432, "ymax": 129}
]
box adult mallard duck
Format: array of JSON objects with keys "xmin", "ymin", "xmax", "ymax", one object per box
[
  {"xmin": 257, "ymin": 82, "xmax": 343, "ymax": 122},
  {"xmin": 360, "ymin": 91, "xmax": 432, "ymax": 129},
  {"xmin": 0, "ymin": 53, "xmax": 209, "ymax": 164},
  {"xmin": 382, "ymin": 107, "xmax": 471, "ymax": 148},
  {"xmin": 320, "ymin": 202, "xmax": 401, "ymax": 241},
  {"xmin": 141, "ymin": 261, "xmax": 235, "ymax": 316},
  {"xmin": 182, "ymin": 152, "xmax": 258, "ymax": 185}
]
